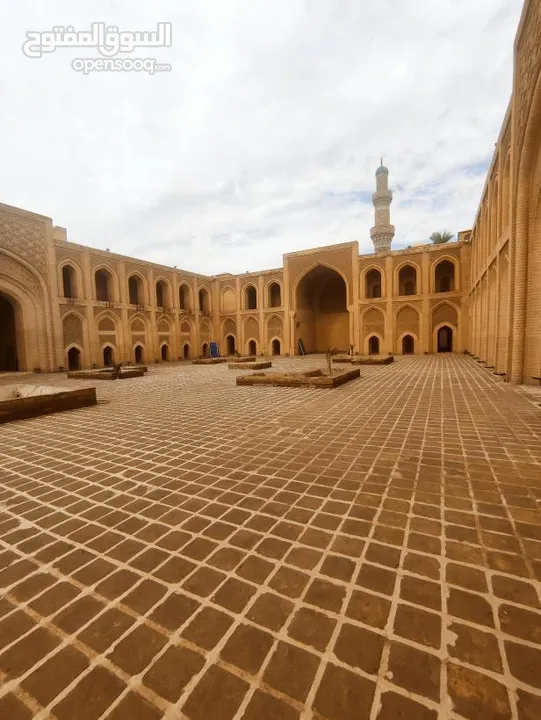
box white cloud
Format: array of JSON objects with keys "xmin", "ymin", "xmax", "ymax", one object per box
[{"xmin": 0, "ymin": 0, "xmax": 523, "ymax": 275}]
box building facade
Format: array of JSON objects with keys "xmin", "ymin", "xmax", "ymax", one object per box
[{"xmin": 0, "ymin": 0, "xmax": 539, "ymax": 383}]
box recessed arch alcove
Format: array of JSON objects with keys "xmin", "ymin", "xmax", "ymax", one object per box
[{"xmin": 294, "ymin": 265, "xmax": 349, "ymax": 353}]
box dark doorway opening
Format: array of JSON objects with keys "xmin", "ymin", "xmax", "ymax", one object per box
[
  {"xmin": 161, "ymin": 344, "xmax": 169, "ymax": 361},
  {"xmin": 437, "ymin": 326, "xmax": 453, "ymax": 353},
  {"xmin": 103, "ymin": 346, "xmax": 114, "ymax": 366},
  {"xmin": 135, "ymin": 345, "xmax": 143, "ymax": 364},
  {"xmin": 202, "ymin": 342, "xmax": 209, "ymax": 357},
  {"xmin": 271, "ymin": 338, "xmax": 281, "ymax": 356},
  {"xmin": 0, "ymin": 294, "xmax": 18, "ymax": 371},
  {"xmin": 67, "ymin": 347, "xmax": 81, "ymax": 370},
  {"xmin": 226, "ymin": 334, "xmax": 235, "ymax": 355},
  {"xmin": 368, "ymin": 336, "xmax": 380, "ymax": 355},
  {"xmin": 248, "ymin": 340, "xmax": 256, "ymax": 355},
  {"xmin": 183, "ymin": 343, "xmax": 190, "ymax": 359},
  {"xmin": 402, "ymin": 335, "xmax": 414, "ymax": 354}
]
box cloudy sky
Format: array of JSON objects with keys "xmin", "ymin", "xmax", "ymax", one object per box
[{"xmin": 0, "ymin": 0, "xmax": 524, "ymax": 275}]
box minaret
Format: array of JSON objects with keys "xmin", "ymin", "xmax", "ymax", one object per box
[{"xmin": 370, "ymin": 159, "xmax": 395, "ymax": 252}]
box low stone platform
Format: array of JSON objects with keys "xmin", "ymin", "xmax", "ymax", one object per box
[
  {"xmin": 236, "ymin": 367, "xmax": 360, "ymax": 387},
  {"xmin": 333, "ymin": 354, "xmax": 394, "ymax": 365},
  {"xmin": 0, "ymin": 383, "xmax": 97, "ymax": 423},
  {"xmin": 67, "ymin": 368, "xmax": 145, "ymax": 380},
  {"xmin": 192, "ymin": 358, "xmax": 227, "ymax": 365},
  {"xmin": 228, "ymin": 361, "xmax": 272, "ymax": 370},
  {"xmin": 228, "ymin": 356, "xmax": 257, "ymax": 363},
  {"xmin": 123, "ymin": 364, "xmax": 148, "ymax": 373}
]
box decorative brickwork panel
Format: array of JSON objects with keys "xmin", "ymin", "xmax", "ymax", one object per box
[
  {"xmin": 200, "ymin": 321, "xmax": 211, "ymax": 337},
  {"xmin": 157, "ymin": 320, "xmax": 170, "ymax": 333},
  {"xmin": 91, "ymin": 256, "xmax": 118, "ymax": 269},
  {"xmin": 0, "ymin": 211, "xmax": 47, "ymax": 278},
  {"xmin": 396, "ymin": 306, "xmax": 420, "ymax": 336},
  {"xmin": 180, "ymin": 321, "xmax": 192, "ymax": 334},
  {"xmin": 60, "ymin": 305, "xmax": 86, "ymax": 318},
  {"xmin": 131, "ymin": 318, "xmax": 145, "ymax": 332},
  {"xmin": 62, "ymin": 313, "xmax": 83, "ymax": 347},
  {"xmin": 98, "ymin": 317, "xmax": 116, "ymax": 332},
  {"xmin": 221, "ymin": 287, "xmax": 236, "ymax": 312},
  {"xmin": 266, "ymin": 315, "xmax": 283, "ymax": 340},
  {"xmin": 244, "ymin": 317, "xmax": 259, "ymax": 339},
  {"xmin": 0, "ymin": 255, "xmax": 41, "ymax": 295},
  {"xmin": 55, "ymin": 248, "xmax": 83, "ymax": 265},
  {"xmin": 431, "ymin": 303, "xmax": 458, "ymax": 330},
  {"xmin": 131, "ymin": 333, "xmax": 146, "ymax": 343},
  {"xmin": 93, "ymin": 306, "xmax": 121, "ymax": 319},
  {"xmin": 224, "ymin": 319, "xmax": 236, "ymax": 334},
  {"xmin": 362, "ymin": 308, "xmax": 385, "ymax": 336}
]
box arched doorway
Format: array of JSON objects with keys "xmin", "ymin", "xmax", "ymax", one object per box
[
  {"xmin": 135, "ymin": 345, "xmax": 144, "ymax": 364},
  {"xmin": 402, "ymin": 335, "xmax": 415, "ymax": 354},
  {"xmin": 183, "ymin": 343, "xmax": 190, "ymax": 359},
  {"xmin": 67, "ymin": 347, "xmax": 81, "ymax": 370},
  {"xmin": 202, "ymin": 342, "xmax": 209, "ymax": 357},
  {"xmin": 248, "ymin": 339, "xmax": 257, "ymax": 355},
  {"xmin": 161, "ymin": 344, "xmax": 169, "ymax": 361},
  {"xmin": 0, "ymin": 294, "xmax": 18, "ymax": 371},
  {"xmin": 437, "ymin": 326, "xmax": 453, "ymax": 353},
  {"xmin": 226, "ymin": 334, "xmax": 236, "ymax": 355},
  {"xmin": 295, "ymin": 265, "xmax": 348, "ymax": 353},
  {"xmin": 103, "ymin": 346, "xmax": 114, "ymax": 366},
  {"xmin": 271, "ymin": 338, "xmax": 281, "ymax": 356},
  {"xmin": 368, "ymin": 336, "xmax": 379, "ymax": 355}
]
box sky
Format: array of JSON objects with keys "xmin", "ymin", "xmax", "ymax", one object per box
[{"xmin": 0, "ymin": 0, "xmax": 524, "ymax": 276}]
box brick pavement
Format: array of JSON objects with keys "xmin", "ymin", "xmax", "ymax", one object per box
[{"xmin": 0, "ymin": 355, "xmax": 540, "ymax": 720}]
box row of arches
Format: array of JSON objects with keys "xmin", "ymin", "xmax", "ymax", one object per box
[
  {"xmin": 61, "ymin": 263, "xmax": 212, "ymax": 311},
  {"xmin": 61, "ymin": 262, "xmax": 284, "ymax": 312},
  {"xmin": 65, "ymin": 341, "xmax": 187, "ymax": 370},
  {"xmin": 65, "ymin": 335, "xmax": 284, "ymax": 371},
  {"xmin": 221, "ymin": 282, "xmax": 282, "ymax": 312},
  {"xmin": 362, "ymin": 258, "xmax": 456, "ymax": 299},
  {"xmin": 363, "ymin": 327, "xmax": 453, "ymax": 356}
]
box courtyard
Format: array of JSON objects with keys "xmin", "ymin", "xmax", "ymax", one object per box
[{"xmin": 1, "ymin": 355, "xmax": 541, "ymax": 720}]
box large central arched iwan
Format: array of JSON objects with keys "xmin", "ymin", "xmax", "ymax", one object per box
[{"xmin": 295, "ymin": 265, "xmax": 348, "ymax": 353}]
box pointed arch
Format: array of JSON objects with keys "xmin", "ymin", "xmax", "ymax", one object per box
[
  {"xmin": 292, "ymin": 261, "xmax": 350, "ymax": 305},
  {"xmin": 430, "ymin": 255, "xmax": 459, "ymax": 293},
  {"xmin": 155, "ymin": 277, "xmax": 172, "ymax": 308},
  {"xmin": 395, "ymin": 260, "xmax": 420, "ymax": 296},
  {"xmin": 62, "ymin": 310, "xmax": 86, "ymax": 351},
  {"xmin": 93, "ymin": 263, "xmax": 119, "ymax": 302},
  {"xmin": 220, "ymin": 285, "xmax": 237, "ymax": 313},
  {"xmin": 129, "ymin": 312, "xmax": 148, "ymax": 333},
  {"xmin": 242, "ymin": 283, "xmax": 258, "ymax": 310},
  {"xmin": 361, "ymin": 264, "xmax": 386, "ymax": 299},
  {"xmin": 266, "ymin": 280, "xmax": 282, "ymax": 307},
  {"xmin": 0, "ymin": 247, "xmax": 54, "ymax": 371},
  {"xmin": 178, "ymin": 281, "xmax": 193, "ymax": 310},
  {"xmin": 198, "ymin": 285, "xmax": 211, "ymax": 312},
  {"xmin": 127, "ymin": 270, "xmax": 148, "ymax": 305},
  {"xmin": 58, "ymin": 258, "xmax": 83, "ymax": 299},
  {"xmin": 66, "ymin": 343, "xmax": 84, "ymax": 370},
  {"xmin": 395, "ymin": 303, "xmax": 420, "ymax": 349}
]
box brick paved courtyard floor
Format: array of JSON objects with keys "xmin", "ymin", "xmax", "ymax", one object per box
[{"xmin": 1, "ymin": 355, "xmax": 541, "ymax": 720}]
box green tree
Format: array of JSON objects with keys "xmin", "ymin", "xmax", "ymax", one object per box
[{"xmin": 430, "ymin": 230, "xmax": 454, "ymax": 244}]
